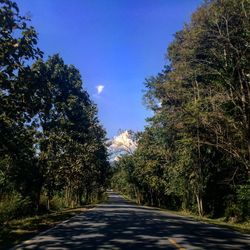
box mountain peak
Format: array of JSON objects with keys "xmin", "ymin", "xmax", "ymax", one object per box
[{"xmin": 108, "ymin": 130, "xmax": 137, "ymax": 161}]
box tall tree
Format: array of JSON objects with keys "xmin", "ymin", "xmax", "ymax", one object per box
[
  {"xmin": 113, "ymin": 0, "xmax": 250, "ymax": 218},
  {"xmin": 31, "ymin": 55, "xmax": 110, "ymax": 208},
  {"xmin": 0, "ymin": 0, "xmax": 43, "ymax": 203}
]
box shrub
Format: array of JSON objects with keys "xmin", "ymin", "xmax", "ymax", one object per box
[
  {"xmin": 225, "ymin": 204, "xmax": 243, "ymax": 223},
  {"xmin": 224, "ymin": 181, "xmax": 250, "ymax": 223},
  {"xmin": 236, "ymin": 181, "xmax": 250, "ymax": 220},
  {"xmin": 0, "ymin": 193, "xmax": 32, "ymax": 225},
  {"xmin": 39, "ymin": 193, "xmax": 67, "ymax": 212},
  {"xmin": 50, "ymin": 195, "xmax": 67, "ymax": 210}
]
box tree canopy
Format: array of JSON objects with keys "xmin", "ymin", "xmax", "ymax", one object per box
[
  {"xmin": 112, "ymin": 0, "xmax": 250, "ymax": 220},
  {"xmin": 0, "ymin": 0, "xmax": 110, "ymax": 220}
]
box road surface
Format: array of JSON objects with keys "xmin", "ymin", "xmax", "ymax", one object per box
[{"xmin": 13, "ymin": 192, "xmax": 250, "ymax": 249}]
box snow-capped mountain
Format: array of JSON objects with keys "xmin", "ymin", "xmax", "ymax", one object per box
[{"xmin": 108, "ymin": 130, "xmax": 137, "ymax": 162}]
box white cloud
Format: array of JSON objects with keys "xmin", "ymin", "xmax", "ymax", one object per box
[{"xmin": 96, "ymin": 85, "xmax": 104, "ymax": 95}]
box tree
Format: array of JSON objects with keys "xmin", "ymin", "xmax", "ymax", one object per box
[
  {"xmin": 0, "ymin": 0, "xmax": 43, "ymax": 206},
  {"xmin": 0, "ymin": 1, "xmax": 110, "ymax": 218},
  {"xmin": 113, "ymin": 0, "xmax": 249, "ymax": 218},
  {"xmin": 31, "ymin": 54, "xmax": 110, "ymax": 208}
]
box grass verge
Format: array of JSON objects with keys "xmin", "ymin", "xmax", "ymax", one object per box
[
  {"xmin": 171, "ymin": 210, "xmax": 250, "ymax": 235},
  {"xmin": 0, "ymin": 206, "xmax": 93, "ymax": 250},
  {"xmin": 121, "ymin": 192, "xmax": 250, "ymax": 235}
]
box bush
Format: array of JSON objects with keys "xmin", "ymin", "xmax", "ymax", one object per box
[
  {"xmin": 50, "ymin": 195, "xmax": 67, "ymax": 210},
  {"xmin": 224, "ymin": 181, "xmax": 250, "ymax": 223},
  {"xmin": 236, "ymin": 181, "xmax": 250, "ymax": 220},
  {"xmin": 225, "ymin": 204, "xmax": 243, "ymax": 223},
  {"xmin": 39, "ymin": 193, "xmax": 67, "ymax": 212},
  {"xmin": 0, "ymin": 193, "xmax": 32, "ymax": 225}
]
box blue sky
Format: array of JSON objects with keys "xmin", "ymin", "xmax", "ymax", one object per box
[{"xmin": 16, "ymin": 0, "xmax": 202, "ymax": 138}]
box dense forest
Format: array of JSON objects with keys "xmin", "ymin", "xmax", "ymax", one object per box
[
  {"xmin": 112, "ymin": 0, "xmax": 250, "ymax": 221},
  {"xmin": 0, "ymin": 0, "xmax": 110, "ymax": 224}
]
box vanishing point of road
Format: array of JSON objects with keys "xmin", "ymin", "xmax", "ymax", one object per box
[{"xmin": 13, "ymin": 192, "xmax": 250, "ymax": 249}]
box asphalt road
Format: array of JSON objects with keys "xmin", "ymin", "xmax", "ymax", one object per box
[{"xmin": 13, "ymin": 192, "xmax": 250, "ymax": 249}]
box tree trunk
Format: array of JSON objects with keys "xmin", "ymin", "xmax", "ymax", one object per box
[
  {"xmin": 196, "ymin": 193, "xmax": 204, "ymax": 216},
  {"xmin": 150, "ymin": 188, "xmax": 153, "ymax": 206},
  {"xmin": 47, "ymin": 196, "xmax": 50, "ymax": 211},
  {"xmin": 36, "ymin": 189, "xmax": 41, "ymax": 212}
]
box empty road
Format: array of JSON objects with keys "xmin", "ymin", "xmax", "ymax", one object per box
[{"xmin": 13, "ymin": 192, "xmax": 250, "ymax": 249}]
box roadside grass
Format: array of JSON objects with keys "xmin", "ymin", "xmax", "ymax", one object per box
[
  {"xmin": 121, "ymin": 193, "xmax": 250, "ymax": 235},
  {"xmin": 164, "ymin": 210, "xmax": 250, "ymax": 235},
  {"xmin": 0, "ymin": 192, "xmax": 108, "ymax": 249},
  {"xmin": 0, "ymin": 206, "xmax": 92, "ymax": 250}
]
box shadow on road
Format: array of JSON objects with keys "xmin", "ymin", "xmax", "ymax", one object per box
[{"xmin": 15, "ymin": 192, "xmax": 250, "ymax": 249}]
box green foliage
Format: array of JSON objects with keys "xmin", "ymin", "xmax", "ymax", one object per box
[
  {"xmin": 225, "ymin": 204, "xmax": 243, "ymax": 223},
  {"xmin": 235, "ymin": 181, "xmax": 250, "ymax": 220},
  {"xmin": 0, "ymin": 0, "xmax": 43, "ymax": 200},
  {"xmin": 31, "ymin": 54, "xmax": 110, "ymax": 208},
  {"xmin": 111, "ymin": 156, "xmax": 136, "ymax": 196},
  {"xmin": 113, "ymin": 0, "xmax": 250, "ymax": 220},
  {"xmin": 0, "ymin": 193, "xmax": 32, "ymax": 225},
  {"xmin": 0, "ymin": 0, "xmax": 110, "ymax": 223},
  {"xmin": 39, "ymin": 193, "xmax": 67, "ymax": 211}
]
